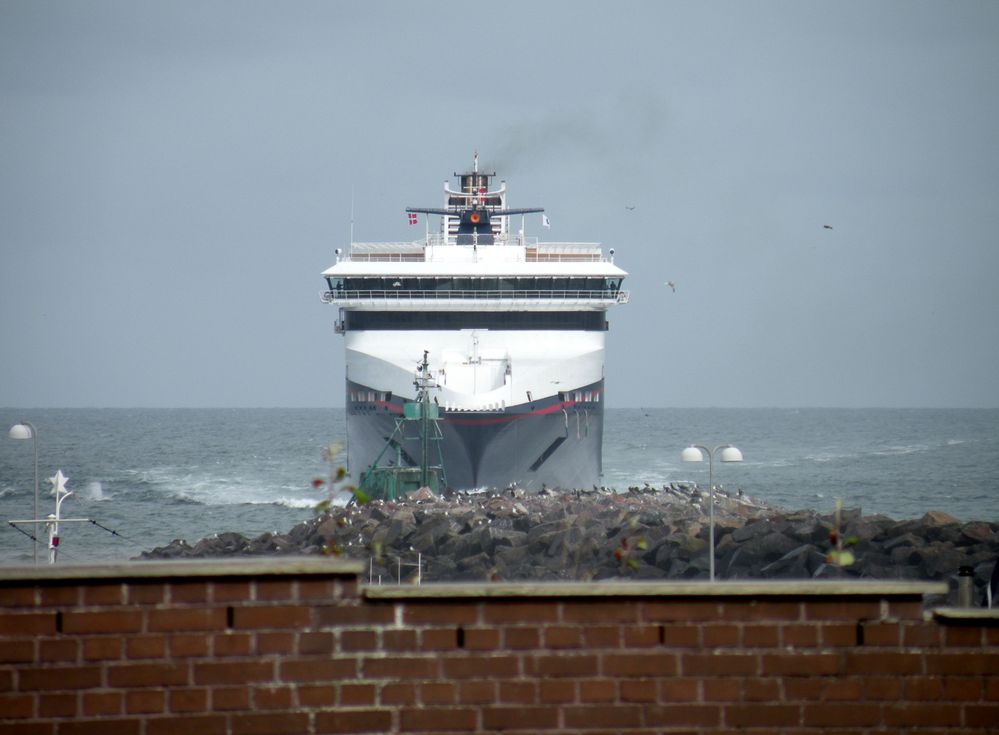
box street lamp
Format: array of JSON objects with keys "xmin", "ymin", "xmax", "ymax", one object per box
[
  {"xmin": 682, "ymin": 443, "xmax": 743, "ymax": 581},
  {"xmin": 8, "ymin": 421, "xmax": 39, "ymax": 564}
]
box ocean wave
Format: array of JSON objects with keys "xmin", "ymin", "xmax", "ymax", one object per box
[{"xmin": 871, "ymin": 444, "xmax": 929, "ymax": 457}]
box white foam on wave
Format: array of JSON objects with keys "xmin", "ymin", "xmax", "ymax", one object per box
[
  {"xmin": 872, "ymin": 444, "xmax": 928, "ymax": 457},
  {"xmin": 85, "ymin": 481, "xmax": 107, "ymax": 501}
]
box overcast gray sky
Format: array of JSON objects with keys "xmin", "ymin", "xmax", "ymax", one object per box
[{"xmin": 2, "ymin": 1, "xmax": 997, "ymax": 409}]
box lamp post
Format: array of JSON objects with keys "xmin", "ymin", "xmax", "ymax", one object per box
[
  {"xmin": 8, "ymin": 421, "xmax": 39, "ymax": 564},
  {"xmin": 681, "ymin": 444, "xmax": 743, "ymax": 581}
]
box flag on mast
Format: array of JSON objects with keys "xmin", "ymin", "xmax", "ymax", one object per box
[
  {"xmin": 542, "ymin": 214, "xmax": 551, "ymax": 228},
  {"xmin": 408, "ymin": 213, "xmax": 418, "ymax": 225}
]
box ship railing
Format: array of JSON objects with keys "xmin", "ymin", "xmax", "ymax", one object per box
[
  {"xmin": 345, "ymin": 239, "xmax": 610, "ymax": 263},
  {"xmin": 321, "ymin": 289, "xmax": 629, "ymax": 304}
]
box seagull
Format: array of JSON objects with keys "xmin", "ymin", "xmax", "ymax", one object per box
[
  {"xmin": 665, "ymin": 281, "xmax": 676, "ymax": 292},
  {"xmin": 625, "ymin": 205, "xmax": 636, "ymax": 211},
  {"xmin": 823, "ymin": 225, "xmax": 833, "ymax": 230}
]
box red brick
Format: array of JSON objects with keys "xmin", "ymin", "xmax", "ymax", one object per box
[
  {"xmin": 297, "ymin": 631, "xmax": 334, "ymax": 655},
  {"xmin": 125, "ymin": 582, "xmax": 165, "ymax": 605},
  {"xmin": 380, "ymin": 682, "xmax": 416, "ymax": 705},
  {"xmin": 212, "ymin": 687, "xmax": 250, "ymax": 710},
  {"xmin": 498, "ymin": 681, "xmax": 536, "ymax": 704},
  {"xmin": 125, "ymin": 689, "xmax": 166, "ymax": 714},
  {"xmin": 340, "ymin": 683, "xmax": 377, "ymax": 706},
  {"xmin": 213, "ymin": 632, "xmax": 252, "ymax": 656},
  {"xmin": 169, "ymin": 633, "xmax": 210, "ymax": 657},
  {"xmin": 727, "ymin": 703, "xmax": 799, "ymax": 727},
  {"xmin": 660, "ymin": 679, "xmax": 699, "ymax": 701},
  {"xmin": 40, "ymin": 693, "xmax": 76, "ymax": 718},
  {"xmin": 762, "ymin": 653, "xmax": 839, "ymax": 676},
  {"xmin": 906, "ymin": 676, "xmax": 942, "ymax": 700},
  {"xmin": 64, "ymin": 610, "xmax": 143, "ymax": 634},
  {"xmin": 39, "ymin": 587, "xmax": 78, "ymax": 607},
  {"xmin": 381, "ymin": 628, "xmax": 417, "ymax": 651},
  {"xmin": 845, "ymin": 650, "xmax": 923, "ymax": 675},
  {"xmin": 251, "ymin": 685, "xmax": 294, "ymax": 710},
  {"xmin": 0, "ymin": 640, "xmax": 34, "ymax": 663},
  {"xmin": 82, "ymin": 583, "xmax": 124, "ymax": 605},
  {"xmin": 861, "ymin": 622, "xmax": 902, "ymax": 646},
  {"xmin": 481, "ymin": 601, "xmax": 559, "ymax": 624},
  {"xmin": 316, "ymin": 604, "xmax": 394, "ymax": 626},
  {"xmin": 660, "ymin": 624, "xmax": 700, "ymax": 647},
  {"xmin": 60, "ymin": 719, "xmax": 141, "ymax": 735},
  {"xmin": 967, "ymin": 705, "xmax": 999, "ymax": 728},
  {"xmin": 701, "ymin": 623, "xmax": 740, "ymax": 646},
  {"xmin": 168, "ymin": 581, "xmax": 210, "ymax": 603},
  {"xmin": 39, "ymin": 638, "xmax": 78, "ymax": 662},
  {"xmin": 108, "ymin": 662, "xmax": 189, "ymax": 688},
  {"xmin": 83, "ymin": 636, "xmax": 124, "ymax": 661},
  {"xmin": 0, "ymin": 586, "xmax": 35, "ymax": 607},
  {"xmin": 944, "ymin": 626, "xmax": 983, "ymax": 647},
  {"xmin": 420, "ymin": 628, "xmax": 457, "ymax": 650},
  {"xmin": 403, "ymin": 603, "xmax": 479, "ymax": 625},
  {"xmin": 619, "ymin": 625, "xmax": 655, "ymax": 647},
  {"xmin": 365, "ymin": 655, "xmax": 438, "ymax": 679},
  {"xmin": 682, "ymin": 652, "xmax": 758, "ymax": 676},
  {"xmin": 193, "ymin": 661, "xmax": 273, "ymax": 686},
  {"xmin": 564, "ymin": 704, "xmax": 643, "ymax": 729},
  {"xmin": 463, "ymin": 627, "xmax": 500, "ymax": 650},
  {"xmin": 0, "ymin": 613, "xmax": 56, "ymax": 635},
  {"xmin": 398, "ymin": 706, "xmax": 477, "ymax": 731},
  {"xmin": 803, "ymin": 600, "xmax": 882, "ymax": 620},
  {"xmin": 644, "ymin": 703, "xmax": 721, "ymax": 727},
  {"xmin": 340, "ymin": 629, "xmax": 377, "ymax": 651},
  {"xmin": 423, "ymin": 681, "xmax": 459, "ymax": 704},
  {"xmin": 148, "ymin": 608, "xmax": 225, "ymax": 632},
  {"xmin": 942, "ymin": 677, "xmax": 982, "ymax": 701},
  {"xmin": 703, "ymin": 677, "xmax": 741, "ymax": 701},
  {"xmin": 863, "ymin": 677, "xmax": 902, "ymax": 700},
  {"xmin": 645, "ymin": 601, "xmax": 720, "ymax": 622},
  {"xmin": 562, "ymin": 601, "xmax": 640, "ymax": 624},
  {"xmin": 889, "ymin": 599, "xmax": 925, "ymax": 619},
  {"xmin": 502, "ymin": 626, "xmax": 540, "ymax": 649},
  {"xmin": 822, "ymin": 622, "xmax": 860, "ymax": 646},
  {"xmin": 168, "ymin": 688, "xmax": 208, "ymax": 713},
  {"xmin": 234, "ymin": 604, "xmax": 311, "ymax": 629},
  {"xmin": 822, "ymin": 677, "xmax": 863, "ymax": 701},
  {"xmin": 19, "ymin": 666, "xmax": 101, "ymax": 690},
  {"xmin": 125, "ymin": 635, "xmax": 165, "ymax": 659},
  {"xmin": 803, "ymin": 702, "xmax": 882, "ymax": 727},
  {"xmin": 882, "ymin": 703, "xmax": 962, "ymax": 727},
  {"xmin": 742, "ymin": 624, "xmax": 780, "ymax": 647},
  {"xmin": 927, "ymin": 653, "xmax": 999, "ymax": 675},
  {"xmin": 297, "ymin": 579, "xmax": 338, "ymax": 601},
  {"xmin": 782, "ymin": 623, "xmax": 820, "ymax": 647},
  {"xmin": 256, "ymin": 632, "xmax": 294, "ymax": 655},
  {"xmin": 1, "ymin": 724, "xmax": 56, "ymax": 735},
  {"xmin": 783, "ymin": 678, "xmax": 823, "ymax": 700},
  {"xmin": 902, "ymin": 621, "xmax": 942, "ymax": 647},
  {"xmin": 529, "ymin": 653, "xmax": 598, "ymax": 677},
  {"xmin": 720, "ymin": 600, "xmax": 801, "ymax": 621},
  {"xmin": 579, "ymin": 678, "xmax": 616, "ymax": 702},
  {"xmin": 539, "ymin": 679, "xmax": 575, "ymax": 703},
  {"xmin": 441, "ymin": 655, "xmax": 518, "ymax": 679},
  {"xmin": 619, "ymin": 678, "xmax": 657, "ymax": 703},
  {"xmin": 604, "ymin": 651, "xmax": 679, "ymax": 677},
  {"xmin": 280, "ymin": 658, "xmax": 356, "ymax": 682},
  {"xmin": 82, "ymin": 691, "xmax": 122, "ymax": 716},
  {"xmin": 744, "ymin": 677, "xmax": 781, "ymax": 701},
  {"xmin": 483, "ymin": 705, "xmax": 560, "ymax": 730},
  {"xmin": 147, "ymin": 715, "xmax": 226, "ymax": 735},
  {"xmin": 230, "ymin": 712, "xmax": 309, "ymax": 734},
  {"xmin": 543, "ymin": 625, "xmax": 583, "ymax": 648},
  {"xmin": 211, "ymin": 581, "xmax": 252, "ymax": 603},
  {"xmin": 0, "ymin": 693, "xmax": 36, "ymax": 718},
  {"xmin": 315, "ymin": 709, "xmax": 393, "ymax": 733},
  {"xmin": 297, "ymin": 684, "xmax": 336, "ymax": 707},
  {"xmin": 253, "ymin": 580, "xmax": 295, "ymax": 602}
]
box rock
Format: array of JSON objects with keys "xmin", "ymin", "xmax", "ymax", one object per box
[{"xmin": 921, "ymin": 510, "xmax": 960, "ymax": 526}]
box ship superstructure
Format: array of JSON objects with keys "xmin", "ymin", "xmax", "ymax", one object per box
[{"xmin": 321, "ymin": 156, "xmax": 628, "ymax": 491}]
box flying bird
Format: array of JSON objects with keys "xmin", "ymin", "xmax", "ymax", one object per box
[
  {"xmin": 823, "ymin": 225, "xmax": 833, "ymax": 230},
  {"xmin": 666, "ymin": 281, "xmax": 676, "ymax": 292},
  {"xmin": 625, "ymin": 205, "xmax": 636, "ymax": 211}
]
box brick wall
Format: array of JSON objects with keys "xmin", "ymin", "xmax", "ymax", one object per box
[{"xmin": 1, "ymin": 559, "xmax": 996, "ymax": 734}]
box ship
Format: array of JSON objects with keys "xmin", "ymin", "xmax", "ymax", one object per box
[{"xmin": 321, "ymin": 155, "xmax": 628, "ymax": 494}]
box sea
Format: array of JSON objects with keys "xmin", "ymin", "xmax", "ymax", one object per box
[{"xmin": 0, "ymin": 407, "xmax": 996, "ymax": 566}]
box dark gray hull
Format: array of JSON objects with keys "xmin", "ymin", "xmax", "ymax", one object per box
[{"xmin": 345, "ymin": 380, "xmax": 605, "ymax": 491}]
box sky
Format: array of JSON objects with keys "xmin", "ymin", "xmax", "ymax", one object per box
[{"xmin": 1, "ymin": 1, "xmax": 997, "ymax": 409}]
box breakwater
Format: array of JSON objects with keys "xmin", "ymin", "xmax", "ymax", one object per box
[{"xmin": 141, "ymin": 486, "xmax": 998, "ymax": 603}]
